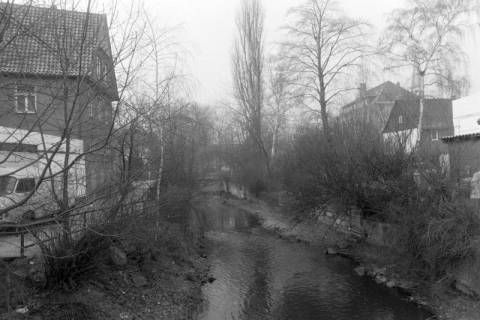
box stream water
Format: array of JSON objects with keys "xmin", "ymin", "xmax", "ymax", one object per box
[{"xmin": 194, "ymin": 197, "xmax": 432, "ymax": 320}]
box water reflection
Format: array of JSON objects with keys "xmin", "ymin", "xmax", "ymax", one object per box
[
  {"xmin": 240, "ymin": 243, "xmax": 271, "ymax": 319},
  {"xmin": 195, "ymin": 198, "xmax": 430, "ymax": 320}
]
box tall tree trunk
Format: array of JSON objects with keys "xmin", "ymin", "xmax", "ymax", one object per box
[
  {"xmin": 156, "ymin": 126, "xmax": 164, "ymax": 203},
  {"xmin": 61, "ymin": 86, "xmax": 71, "ymax": 234},
  {"xmin": 417, "ymin": 70, "xmax": 425, "ymax": 143},
  {"xmin": 319, "ymin": 83, "xmax": 330, "ymax": 140},
  {"xmin": 271, "ymin": 116, "xmax": 279, "ymax": 159},
  {"xmin": 233, "ymin": 0, "xmax": 269, "ymax": 180}
]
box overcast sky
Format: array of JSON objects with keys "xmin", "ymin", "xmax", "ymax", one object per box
[{"xmin": 143, "ymin": 0, "xmax": 480, "ymax": 105}]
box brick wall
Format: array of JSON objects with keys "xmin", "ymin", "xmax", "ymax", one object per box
[{"xmin": 0, "ymin": 74, "xmax": 114, "ymax": 194}]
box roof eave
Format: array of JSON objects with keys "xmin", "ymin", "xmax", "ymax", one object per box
[{"xmin": 441, "ymin": 133, "xmax": 480, "ymax": 143}]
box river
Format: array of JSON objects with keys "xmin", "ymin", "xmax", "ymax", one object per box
[{"xmin": 193, "ymin": 195, "xmax": 432, "ymax": 320}]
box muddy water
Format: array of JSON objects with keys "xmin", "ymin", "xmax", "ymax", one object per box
[{"xmin": 194, "ymin": 197, "xmax": 431, "ymax": 320}]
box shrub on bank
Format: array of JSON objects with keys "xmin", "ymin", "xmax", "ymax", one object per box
[
  {"xmin": 40, "ymin": 186, "xmax": 195, "ymax": 290},
  {"xmin": 279, "ymin": 121, "xmax": 415, "ymax": 217},
  {"xmin": 395, "ymin": 190, "xmax": 480, "ymax": 281},
  {"xmin": 42, "ymin": 230, "xmax": 108, "ymax": 289},
  {"xmin": 279, "ymin": 121, "xmax": 480, "ymax": 281}
]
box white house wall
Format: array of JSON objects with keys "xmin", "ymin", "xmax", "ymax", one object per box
[
  {"xmin": 383, "ymin": 128, "xmax": 419, "ymax": 153},
  {"xmin": 0, "ymin": 126, "xmax": 83, "ymax": 153},
  {"xmin": 452, "ymin": 92, "xmax": 480, "ymax": 135},
  {"xmin": 0, "ymin": 126, "xmax": 86, "ymax": 197}
]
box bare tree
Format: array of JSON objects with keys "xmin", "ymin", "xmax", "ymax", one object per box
[
  {"xmin": 381, "ymin": 0, "xmax": 478, "ymax": 98},
  {"xmin": 281, "ymin": 0, "xmax": 371, "ymax": 137},
  {"xmin": 265, "ymin": 55, "xmax": 299, "ymax": 159},
  {"xmin": 232, "ymin": 0, "xmax": 270, "ymax": 177}
]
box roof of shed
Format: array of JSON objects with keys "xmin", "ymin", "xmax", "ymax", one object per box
[{"xmin": 441, "ymin": 132, "xmax": 480, "ymax": 143}]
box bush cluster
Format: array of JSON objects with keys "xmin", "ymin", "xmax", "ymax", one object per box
[
  {"xmin": 42, "ymin": 230, "xmax": 108, "ymax": 289},
  {"xmin": 394, "ymin": 190, "xmax": 480, "ymax": 280},
  {"xmin": 279, "ymin": 120, "xmax": 480, "ymax": 280},
  {"xmin": 279, "ymin": 121, "xmax": 414, "ymax": 216},
  {"xmin": 40, "ymin": 186, "xmax": 194, "ymax": 290}
]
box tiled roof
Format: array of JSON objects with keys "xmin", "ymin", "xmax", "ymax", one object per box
[
  {"xmin": 0, "ymin": 3, "xmax": 109, "ymax": 77},
  {"xmin": 342, "ymin": 81, "xmax": 417, "ymax": 109},
  {"xmin": 383, "ymin": 99, "xmax": 453, "ymax": 133}
]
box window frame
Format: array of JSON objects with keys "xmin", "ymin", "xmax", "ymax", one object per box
[
  {"xmin": 15, "ymin": 177, "xmax": 36, "ymax": 194},
  {"xmin": 431, "ymin": 130, "xmax": 439, "ymax": 141},
  {"xmin": 15, "ymin": 84, "xmax": 37, "ymax": 114},
  {"xmin": 96, "ymin": 55, "xmax": 103, "ymax": 79},
  {"xmin": 88, "ymin": 104, "xmax": 94, "ymax": 119},
  {"xmin": 95, "ymin": 50, "xmax": 109, "ymax": 83},
  {"xmin": 102, "ymin": 60, "xmax": 108, "ymax": 80},
  {"xmin": 0, "ymin": 176, "xmax": 17, "ymax": 196},
  {"xmin": 398, "ymin": 115, "xmax": 403, "ymax": 125}
]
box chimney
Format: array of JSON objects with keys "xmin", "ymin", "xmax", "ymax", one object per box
[{"xmin": 359, "ymin": 83, "xmax": 367, "ymax": 98}]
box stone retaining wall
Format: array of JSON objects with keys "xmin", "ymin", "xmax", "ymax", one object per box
[{"xmin": 312, "ymin": 205, "xmax": 400, "ymax": 248}]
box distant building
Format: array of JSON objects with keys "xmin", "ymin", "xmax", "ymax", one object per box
[
  {"xmin": 340, "ymin": 81, "xmax": 417, "ymax": 131},
  {"xmin": 452, "ymin": 92, "xmax": 480, "ymax": 136},
  {"xmin": 383, "ymin": 99, "xmax": 453, "ymax": 155}
]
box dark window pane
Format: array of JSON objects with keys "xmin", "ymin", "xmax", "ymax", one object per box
[
  {"xmin": 96, "ymin": 57, "xmax": 102, "ymax": 77},
  {"xmin": 0, "ymin": 143, "xmax": 37, "ymax": 152},
  {"xmin": 17, "ymin": 95, "xmax": 26, "ymax": 112},
  {"xmin": 15, "ymin": 178, "xmax": 35, "ymax": 193},
  {"xmin": 103, "ymin": 63, "xmax": 108, "ymax": 80},
  {"xmin": 27, "ymin": 95, "xmax": 35, "ymax": 112},
  {"xmin": 0, "ymin": 176, "xmax": 17, "ymax": 195},
  {"xmin": 17, "ymin": 84, "xmax": 34, "ymax": 92}
]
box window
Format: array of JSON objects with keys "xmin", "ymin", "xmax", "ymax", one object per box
[
  {"xmin": 89, "ymin": 104, "xmax": 94, "ymax": 118},
  {"xmin": 15, "ymin": 84, "xmax": 36, "ymax": 113},
  {"xmin": 95, "ymin": 52, "xmax": 109, "ymax": 82},
  {"xmin": 0, "ymin": 176, "xmax": 17, "ymax": 195},
  {"xmin": 103, "ymin": 61, "xmax": 108, "ymax": 79},
  {"xmin": 15, "ymin": 178, "xmax": 35, "ymax": 193},
  {"xmin": 96, "ymin": 56, "xmax": 103, "ymax": 79},
  {"xmin": 100, "ymin": 106, "xmax": 108, "ymax": 123},
  {"xmin": 0, "ymin": 143, "xmax": 37, "ymax": 153},
  {"xmin": 398, "ymin": 115, "xmax": 403, "ymax": 124},
  {"xmin": 431, "ymin": 130, "xmax": 439, "ymax": 141}
]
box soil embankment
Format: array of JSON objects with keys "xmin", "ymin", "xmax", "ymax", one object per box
[{"xmin": 0, "ymin": 216, "xmax": 209, "ymax": 320}]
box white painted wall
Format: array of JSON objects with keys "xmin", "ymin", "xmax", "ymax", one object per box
[
  {"xmin": 452, "ymin": 92, "xmax": 480, "ymax": 135},
  {"xmin": 383, "ymin": 128, "xmax": 419, "ymax": 153},
  {"xmin": 0, "ymin": 126, "xmax": 83, "ymax": 153},
  {"xmin": 0, "ymin": 126, "xmax": 86, "ymax": 204}
]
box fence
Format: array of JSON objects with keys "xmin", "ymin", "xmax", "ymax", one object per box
[{"xmin": 0, "ymin": 190, "xmax": 150, "ymax": 259}]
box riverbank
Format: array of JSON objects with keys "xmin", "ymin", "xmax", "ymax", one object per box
[
  {"xmin": 0, "ymin": 220, "xmax": 209, "ymax": 319},
  {"xmin": 192, "ymin": 191, "xmax": 432, "ymax": 319},
  {"xmin": 220, "ymin": 193, "xmax": 480, "ymax": 320}
]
